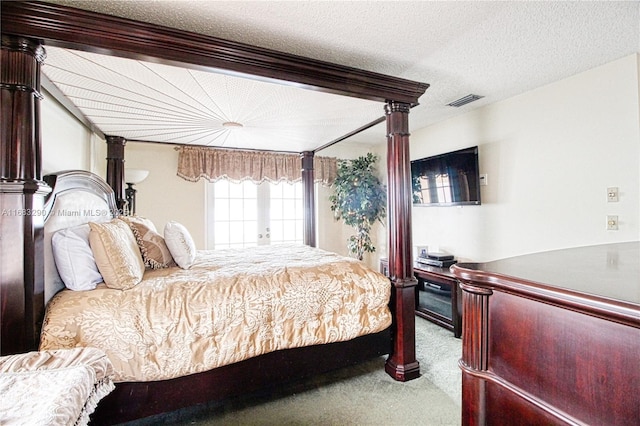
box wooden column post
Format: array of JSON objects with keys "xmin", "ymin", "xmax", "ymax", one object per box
[
  {"xmin": 459, "ymin": 283, "xmax": 492, "ymax": 426},
  {"xmin": 301, "ymin": 151, "xmax": 316, "ymax": 247},
  {"xmin": 105, "ymin": 135, "xmax": 126, "ymax": 213},
  {"xmin": 0, "ymin": 35, "xmax": 51, "ymax": 355},
  {"xmin": 384, "ymin": 101, "xmax": 420, "ymax": 381}
]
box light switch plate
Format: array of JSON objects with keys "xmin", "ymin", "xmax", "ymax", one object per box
[
  {"xmin": 606, "ymin": 215, "xmax": 618, "ymax": 230},
  {"xmin": 607, "ymin": 187, "xmax": 618, "ymax": 202}
]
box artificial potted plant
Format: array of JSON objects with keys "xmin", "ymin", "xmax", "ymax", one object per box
[{"xmin": 329, "ymin": 152, "xmax": 386, "ymax": 261}]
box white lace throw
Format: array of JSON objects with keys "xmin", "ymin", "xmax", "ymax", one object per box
[{"xmin": 0, "ymin": 347, "xmax": 115, "ymax": 426}]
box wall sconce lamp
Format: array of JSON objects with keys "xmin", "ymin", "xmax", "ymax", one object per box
[{"xmin": 124, "ymin": 168, "xmax": 149, "ymax": 215}]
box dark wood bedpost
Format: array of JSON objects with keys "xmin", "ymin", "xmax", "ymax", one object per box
[
  {"xmin": 105, "ymin": 135, "xmax": 127, "ymax": 213},
  {"xmin": 384, "ymin": 101, "xmax": 420, "ymax": 381},
  {"xmin": 301, "ymin": 151, "xmax": 316, "ymax": 247},
  {"xmin": 0, "ymin": 35, "xmax": 51, "ymax": 355}
]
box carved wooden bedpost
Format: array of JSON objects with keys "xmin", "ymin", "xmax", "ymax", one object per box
[
  {"xmin": 0, "ymin": 35, "xmax": 51, "ymax": 355},
  {"xmin": 384, "ymin": 101, "xmax": 420, "ymax": 381},
  {"xmin": 301, "ymin": 151, "xmax": 316, "ymax": 247},
  {"xmin": 105, "ymin": 135, "xmax": 127, "ymax": 213}
]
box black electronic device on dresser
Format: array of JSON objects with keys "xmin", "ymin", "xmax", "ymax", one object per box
[{"xmin": 380, "ymin": 258, "xmax": 462, "ymax": 338}]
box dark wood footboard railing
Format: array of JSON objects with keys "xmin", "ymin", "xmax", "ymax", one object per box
[{"xmin": 453, "ymin": 243, "xmax": 640, "ymax": 425}]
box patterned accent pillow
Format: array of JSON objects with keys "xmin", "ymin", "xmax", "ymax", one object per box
[
  {"xmin": 164, "ymin": 221, "xmax": 196, "ymax": 269},
  {"xmin": 89, "ymin": 219, "xmax": 145, "ymax": 290},
  {"xmin": 120, "ymin": 216, "xmax": 175, "ymax": 269}
]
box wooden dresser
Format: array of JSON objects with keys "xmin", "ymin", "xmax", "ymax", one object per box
[{"xmin": 452, "ymin": 242, "xmax": 640, "ymax": 425}]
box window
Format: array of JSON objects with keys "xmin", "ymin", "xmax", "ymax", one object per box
[
  {"xmin": 207, "ymin": 180, "xmax": 303, "ymax": 249},
  {"xmin": 269, "ymin": 181, "xmax": 304, "ymax": 245}
]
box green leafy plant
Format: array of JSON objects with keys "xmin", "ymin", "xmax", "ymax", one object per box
[{"xmin": 329, "ymin": 153, "xmax": 386, "ymax": 260}]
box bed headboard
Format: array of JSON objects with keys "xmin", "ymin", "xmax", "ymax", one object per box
[{"xmin": 43, "ymin": 170, "xmax": 118, "ymax": 304}]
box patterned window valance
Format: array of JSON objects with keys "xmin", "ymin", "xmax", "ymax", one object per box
[{"xmin": 176, "ymin": 146, "xmax": 337, "ymax": 185}]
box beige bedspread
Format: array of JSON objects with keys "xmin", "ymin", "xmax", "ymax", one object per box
[
  {"xmin": 40, "ymin": 244, "xmax": 391, "ymax": 382},
  {"xmin": 0, "ymin": 347, "xmax": 114, "ymax": 426}
]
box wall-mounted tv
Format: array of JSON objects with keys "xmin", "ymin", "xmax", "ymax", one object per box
[{"xmin": 411, "ymin": 146, "xmax": 481, "ymax": 206}]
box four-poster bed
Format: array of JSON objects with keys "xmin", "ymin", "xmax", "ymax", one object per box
[{"xmin": 1, "ymin": 1, "xmax": 429, "ymax": 423}]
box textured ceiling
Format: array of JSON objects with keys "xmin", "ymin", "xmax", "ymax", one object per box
[{"xmin": 40, "ymin": 0, "xmax": 640, "ymax": 149}]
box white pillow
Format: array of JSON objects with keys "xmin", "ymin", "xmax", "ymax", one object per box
[
  {"xmin": 164, "ymin": 221, "xmax": 196, "ymax": 269},
  {"xmin": 52, "ymin": 224, "xmax": 103, "ymax": 291}
]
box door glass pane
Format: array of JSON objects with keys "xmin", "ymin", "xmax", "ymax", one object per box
[
  {"xmin": 243, "ymin": 199, "xmax": 258, "ymax": 221},
  {"xmin": 214, "ymin": 222, "xmax": 229, "ymax": 245},
  {"xmin": 270, "ymin": 183, "xmax": 283, "ymax": 198},
  {"xmin": 229, "ymin": 221, "xmax": 245, "ymax": 244},
  {"xmin": 214, "ymin": 199, "xmax": 229, "ymax": 221},
  {"xmin": 283, "ymin": 222, "xmax": 296, "ymax": 241},
  {"xmin": 295, "ymin": 219, "xmax": 303, "ymax": 240},
  {"xmin": 229, "ymin": 199, "xmax": 243, "ymax": 217},
  {"xmin": 282, "ymin": 199, "xmax": 296, "ymax": 220},
  {"xmin": 215, "ymin": 180, "xmax": 229, "ymax": 197},
  {"xmin": 270, "ymin": 221, "xmax": 284, "ymax": 243},
  {"xmin": 271, "ymin": 201, "xmax": 283, "ymax": 220},
  {"xmin": 208, "ymin": 180, "xmax": 303, "ymax": 249},
  {"xmin": 281, "ymin": 182, "xmax": 295, "ymax": 198},
  {"xmin": 228, "ymin": 181, "xmax": 243, "ymax": 197},
  {"xmin": 270, "ymin": 182, "xmax": 303, "ymax": 245},
  {"xmin": 210, "ymin": 180, "xmax": 259, "ymax": 249},
  {"xmin": 241, "ymin": 180, "xmax": 257, "ymax": 198},
  {"xmin": 243, "ymin": 221, "xmax": 258, "ymax": 244}
]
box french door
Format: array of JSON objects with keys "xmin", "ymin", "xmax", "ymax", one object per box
[{"xmin": 206, "ymin": 180, "xmax": 303, "ymax": 249}]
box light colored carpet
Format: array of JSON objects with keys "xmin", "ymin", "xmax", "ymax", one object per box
[{"xmin": 136, "ymin": 317, "xmax": 462, "ymax": 425}]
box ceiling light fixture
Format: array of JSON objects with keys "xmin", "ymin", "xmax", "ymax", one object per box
[
  {"xmin": 222, "ymin": 121, "xmax": 243, "ymax": 129},
  {"xmin": 447, "ymin": 94, "xmax": 484, "ymax": 108}
]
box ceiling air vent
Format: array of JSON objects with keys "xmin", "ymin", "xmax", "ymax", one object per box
[{"xmin": 447, "ymin": 94, "xmax": 484, "ymax": 108}]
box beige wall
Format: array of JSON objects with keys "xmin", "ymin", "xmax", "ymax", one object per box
[
  {"xmin": 410, "ymin": 54, "xmax": 640, "ymax": 262},
  {"xmin": 41, "ymin": 87, "xmax": 104, "ymax": 175},
  {"xmin": 125, "ymin": 143, "xmax": 206, "ymax": 248}
]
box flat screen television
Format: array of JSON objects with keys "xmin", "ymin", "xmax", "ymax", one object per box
[{"xmin": 411, "ymin": 146, "xmax": 481, "ymax": 206}]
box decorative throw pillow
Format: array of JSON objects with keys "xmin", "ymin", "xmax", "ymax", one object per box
[
  {"xmin": 52, "ymin": 224, "xmax": 103, "ymax": 291},
  {"xmin": 120, "ymin": 216, "xmax": 175, "ymax": 269},
  {"xmin": 89, "ymin": 219, "xmax": 145, "ymax": 290},
  {"xmin": 164, "ymin": 221, "xmax": 197, "ymax": 269}
]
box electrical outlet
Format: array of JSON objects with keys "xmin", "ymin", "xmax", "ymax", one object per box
[
  {"xmin": 606, "ymin": 215, "xmax": 618, "ymax": 230},
  {"xmin": 607, "ymin": 187, "xmax": 618, "ymax": 202}
]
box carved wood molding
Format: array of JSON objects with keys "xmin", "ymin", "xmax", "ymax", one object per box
[
  {"xmin": 458, "ymin": 364, "xmax": 586, "ymax": 425},
  {"xmin": 385, "ymin": 101, "xmax": 414, "ymax": 282},
  {"xmin": 1, "ymin": 1, "xmax": 429, "ymax": 105},
  {"xmin": 453, "ymin": 264, "xmax": 639, "ymax": 328},
  {"xmin": 459, "ymin": 282, "xmax": 492, "ymax": 372},
  {"xmin": 1, "ymin": 35, "xmax": 46, "ymax": 181},
  {"xmin": 0, "ymin": 36, "xmax": 44, "ymax": 98}
]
